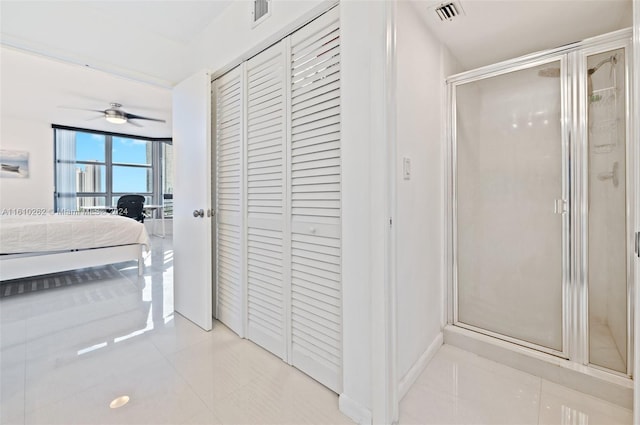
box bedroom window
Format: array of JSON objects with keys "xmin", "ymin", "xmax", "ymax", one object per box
[{"xmin": 53, "ymin": 126, "xmax": 172, "ymax": 216}]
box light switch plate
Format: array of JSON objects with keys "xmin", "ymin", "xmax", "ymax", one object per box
[{"xmin": 403, "ymin": 157, "xmax": 411, "ymax": 180}]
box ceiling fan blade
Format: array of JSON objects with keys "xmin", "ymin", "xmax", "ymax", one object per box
[
  {"xmin": 127, "ymin": 120, "xmax": 143, "ymax": 128},
  {"xmin": 124, "ymin": 112, "xmax": 166, "ymax": 123},
  {"xmin": 59, "ymin": 106, "xmax": 105, "ymax": 114}
]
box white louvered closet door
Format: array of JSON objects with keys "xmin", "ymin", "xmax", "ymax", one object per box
[
  {"xmin": 214, "ymin": 67, "xmax": 244, "ymax": 336},
  {"xmin": 288, "ymin": 7, "xmax": 342, "ymax": 393},
  {"xmin": 245, "ymin": 42, "xmax": 288, "ymax": 358},
  {"xmin": 212, "ymin": 6, "xmax": 341, "ymax": 393}
]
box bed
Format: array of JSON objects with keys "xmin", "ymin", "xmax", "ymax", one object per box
[{"xmin": 0, "ymin": 214, "xmax": 150, "ymax": 281}]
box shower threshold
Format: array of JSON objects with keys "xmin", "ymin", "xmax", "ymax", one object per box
[{"xmin": 444, "ymin": 324, "xmax": 632, "ymax": 409}]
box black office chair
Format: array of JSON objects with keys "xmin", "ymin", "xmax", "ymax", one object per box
[{"xmin": 117, "ymin": 195, "xmax": 145, "ymax": 223}]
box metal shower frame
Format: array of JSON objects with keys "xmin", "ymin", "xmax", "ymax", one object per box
[{"xmin": 445, "ymin": 28, "xmax": 635, "ymax": 378}]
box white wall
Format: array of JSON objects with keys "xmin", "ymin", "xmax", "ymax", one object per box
[
  {"xmin": 0, "ymin": 117, "xmax": 55, "ymax": 210},
  {"xmin": 340, "ymin": 1, "xmax": 379, "ymax": 421},
  {"xmin": 394, "ymin": 0, "xmax": 460, "ymax": 398},
  {"xmin": 188, "ymin": 0, "xmax": 329, "ymax": 75},
  {"xmin": 0, "ymin": 47, "xmax": 171, "ymax": 210}
]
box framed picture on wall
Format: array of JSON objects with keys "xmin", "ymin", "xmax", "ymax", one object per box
[{"xmin": 0, "ymin": 150, "xmax": 29, "ymax": 178}]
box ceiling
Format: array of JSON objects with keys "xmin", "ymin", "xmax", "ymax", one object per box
[
  {"xmin": 418, "ymin": 0, "xmax": 632, "ymax": 72},
  {"xmin": 0, "ymin": 0, "xmax": 634, "ymax": 139},
  {"xmin": 0, "ymin": 1, "xmax": 235, "ymax": 138},
  {"xmin": 0, "ymin": 0, "xmax": 233, "ymax": 87},
  {"xmin": 1, "ymin": 0, "xmax": 633, "ymax": 85},
  {"xmin": 1, "ymin": 47, "xmax": 173, "ymax": 139}
]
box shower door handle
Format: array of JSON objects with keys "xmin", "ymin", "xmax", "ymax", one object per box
[
  {"xmin": 635, "ymin": 231, "xmax": 640, "ymax": 258},
  {"xmin": 554, "ymin": 199, "xmax": 568, "ymax": 215}
]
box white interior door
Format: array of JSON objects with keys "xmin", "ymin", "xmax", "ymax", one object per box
[
  {"xmin": 173, "ymin": 71, "xmax": 213, "ymax": 331},
  {"xmin": 288, "ymin": 8, "xmax": 342, "ymax": 392},
  {"xmin": 245, "ymin": 41, "xmax": 289, "ymax": 358}
]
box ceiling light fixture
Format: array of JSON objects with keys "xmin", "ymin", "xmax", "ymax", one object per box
[
  {"xmin": 109, "ymin": 395, "xmax": 130, "ymax": 409},
  {"xmin": 105, "ymin": 116, "xmax": 127, "ymax": 124},
  {"xmin": 105, "ymin": 105, "xmax": 127, "ymax": 124}
]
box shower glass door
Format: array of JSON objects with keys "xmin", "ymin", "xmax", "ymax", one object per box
[
  {"xmin": 586, "ymin": 47, "xmax": 628, "ymax": 374},
  {"xmin": 454, "ymin": 59, "xmax": 567, "ymax": 354}
]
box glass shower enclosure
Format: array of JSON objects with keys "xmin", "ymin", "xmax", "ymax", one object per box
[{"xmin": 448, "ymin": 30, "xmax": 633, "ymax": 376}]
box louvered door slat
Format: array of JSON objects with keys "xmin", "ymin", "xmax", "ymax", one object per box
[
  {"xmin": 289, "ymin": 6, "xmax": 341, "ymax": 393},
  {"xmin": 215, "ymin": 67, "xmax": 244, "ymax": 335},
  {"xmin": 292, "ymin": 51, "xmax": 340, "ymax": 84},
  {"xmin": 291, "ymin": 321, "xmax": 341, "ymax": 357},
  {"xmin": 291, "ymin": 99, "xmax": 341, "ymax": 123},
  {"xmin": 248, "ymin": 144, "xmax": 281, "ymax": 157},
  {"xmin": 291, "ymin": 79, "xmax": 340, "ymax": 107},
  {"xmin": 292, "ymin": 161, "xmax": 340, "ymax": 175},
  {"xmin": 291, "ymin": 27, "xmax": 339, "ymax": 62},
  {"xmin": 291, "ymin": 124, "xmax": 341, "ymax": 143},
  {"xmin": 292, "ymin": 88, "xmax": 340, "ymax": 114},
  {"xmin": 245, "ymin": 42, "xmax": 287, "ymax": 358}
]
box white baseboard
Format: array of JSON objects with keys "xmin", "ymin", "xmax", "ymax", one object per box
[
  {"xmin": 398, "ymin": 332, "xmax": 443, "ymax": 401},
  {"xmin": 339, "ymin": 393, "xmax": 372, "ymax": 425}
]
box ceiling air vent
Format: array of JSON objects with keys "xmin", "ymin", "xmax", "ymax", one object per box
[
  {"xmin": 435, "ymin": 1, "xmax": 464, "ymax": 21},
  {"xmin": 252, "ymin": 0, "xmax": 271, "ymax": 26}
]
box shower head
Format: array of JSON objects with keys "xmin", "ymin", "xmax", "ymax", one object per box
[
  {"xmin": 587, "ymin": 54, "xmax": 618, "ymax": 99},
  {"xmin": 588, "ymin": 54, "xmax": 617, "ymax": 75},
  {"xmin": 538, "ymin": 54, "xmax": 618, "ymax": 79}
]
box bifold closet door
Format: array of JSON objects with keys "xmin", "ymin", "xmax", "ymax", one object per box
[
  {"xmin": 214, "ymin": 67, "xmax": 244, "ymax": 335},
  {"xmin": 213, "ymin": 6, "xmax": 342, "ymax": 393},
  {"xmin": 245, "ymin": 42, "xmax": 288, "ymax": 358},
  {"xmin": 288, "ymin": 8, "xmax": 342, "ymax": 392}
]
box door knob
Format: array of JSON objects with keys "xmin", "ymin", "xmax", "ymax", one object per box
[{"xmin": 193, "ymin": 209, "xmax": 204, "ymax": 218}]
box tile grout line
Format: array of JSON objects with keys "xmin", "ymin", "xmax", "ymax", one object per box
[
  {"xmin": 21, "ymin": 316, "xmax": 27, "ymax": 425},
  {"xmin": 536, "ymin": 377, "xmax": 543, "ymax": 425},
  {"xmin": 151, "ymin": 320, "xmax": 222, "ymax": 423}
]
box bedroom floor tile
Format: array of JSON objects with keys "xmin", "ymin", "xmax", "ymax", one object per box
[
  {"xmin": 1, "ymin": 344, "xmax": 25, "ymax": 425},
  {"xmin": 1, "ymin": 236, "xmax": 351, "ymax": 425},
  {"xmin": 146, "ymin": 312, "xmax": 212, "ymax": 356},
  {"xmin": 23, "ymin": 279, "xmax": 143, "ymax": 339},
  {"xmin": 211, "ymin": 370, "xmax": 352, "ymax": 425},
  {"xmin": 25, "ymin": 357, "xmax": 211, "ymax": 425},
  {"xmin": 399, "ymin": 345, "xmax": 632, "ymax": 425},
  {"xmin": 24, "ymin": 338, "xmax": 166, "ymax": 413},
  {"xmin": 166, "ymin": 324, "xmax": 286, "ymax": 409}
]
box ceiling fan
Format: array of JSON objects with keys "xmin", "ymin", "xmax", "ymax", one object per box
[{"xmin": 74, "ymin": 103, "xmax": 166, "ymax": 127}]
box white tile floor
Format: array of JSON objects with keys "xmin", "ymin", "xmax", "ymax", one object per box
[
  {"xmin": 0, "ymin": 236, "xmax": 634, "ymax": 425},
  {"xmin": 399, "ymin": 344, "xmax": 633, "ymax": 425},
  {"xmin": 0, "ymin": 237, "xmax": 351, "ymax": 425}
]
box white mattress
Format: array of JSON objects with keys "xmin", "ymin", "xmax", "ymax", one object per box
[{"xmin": 0, "ymin": 214, "xmax": 150, "ymax": 254}]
